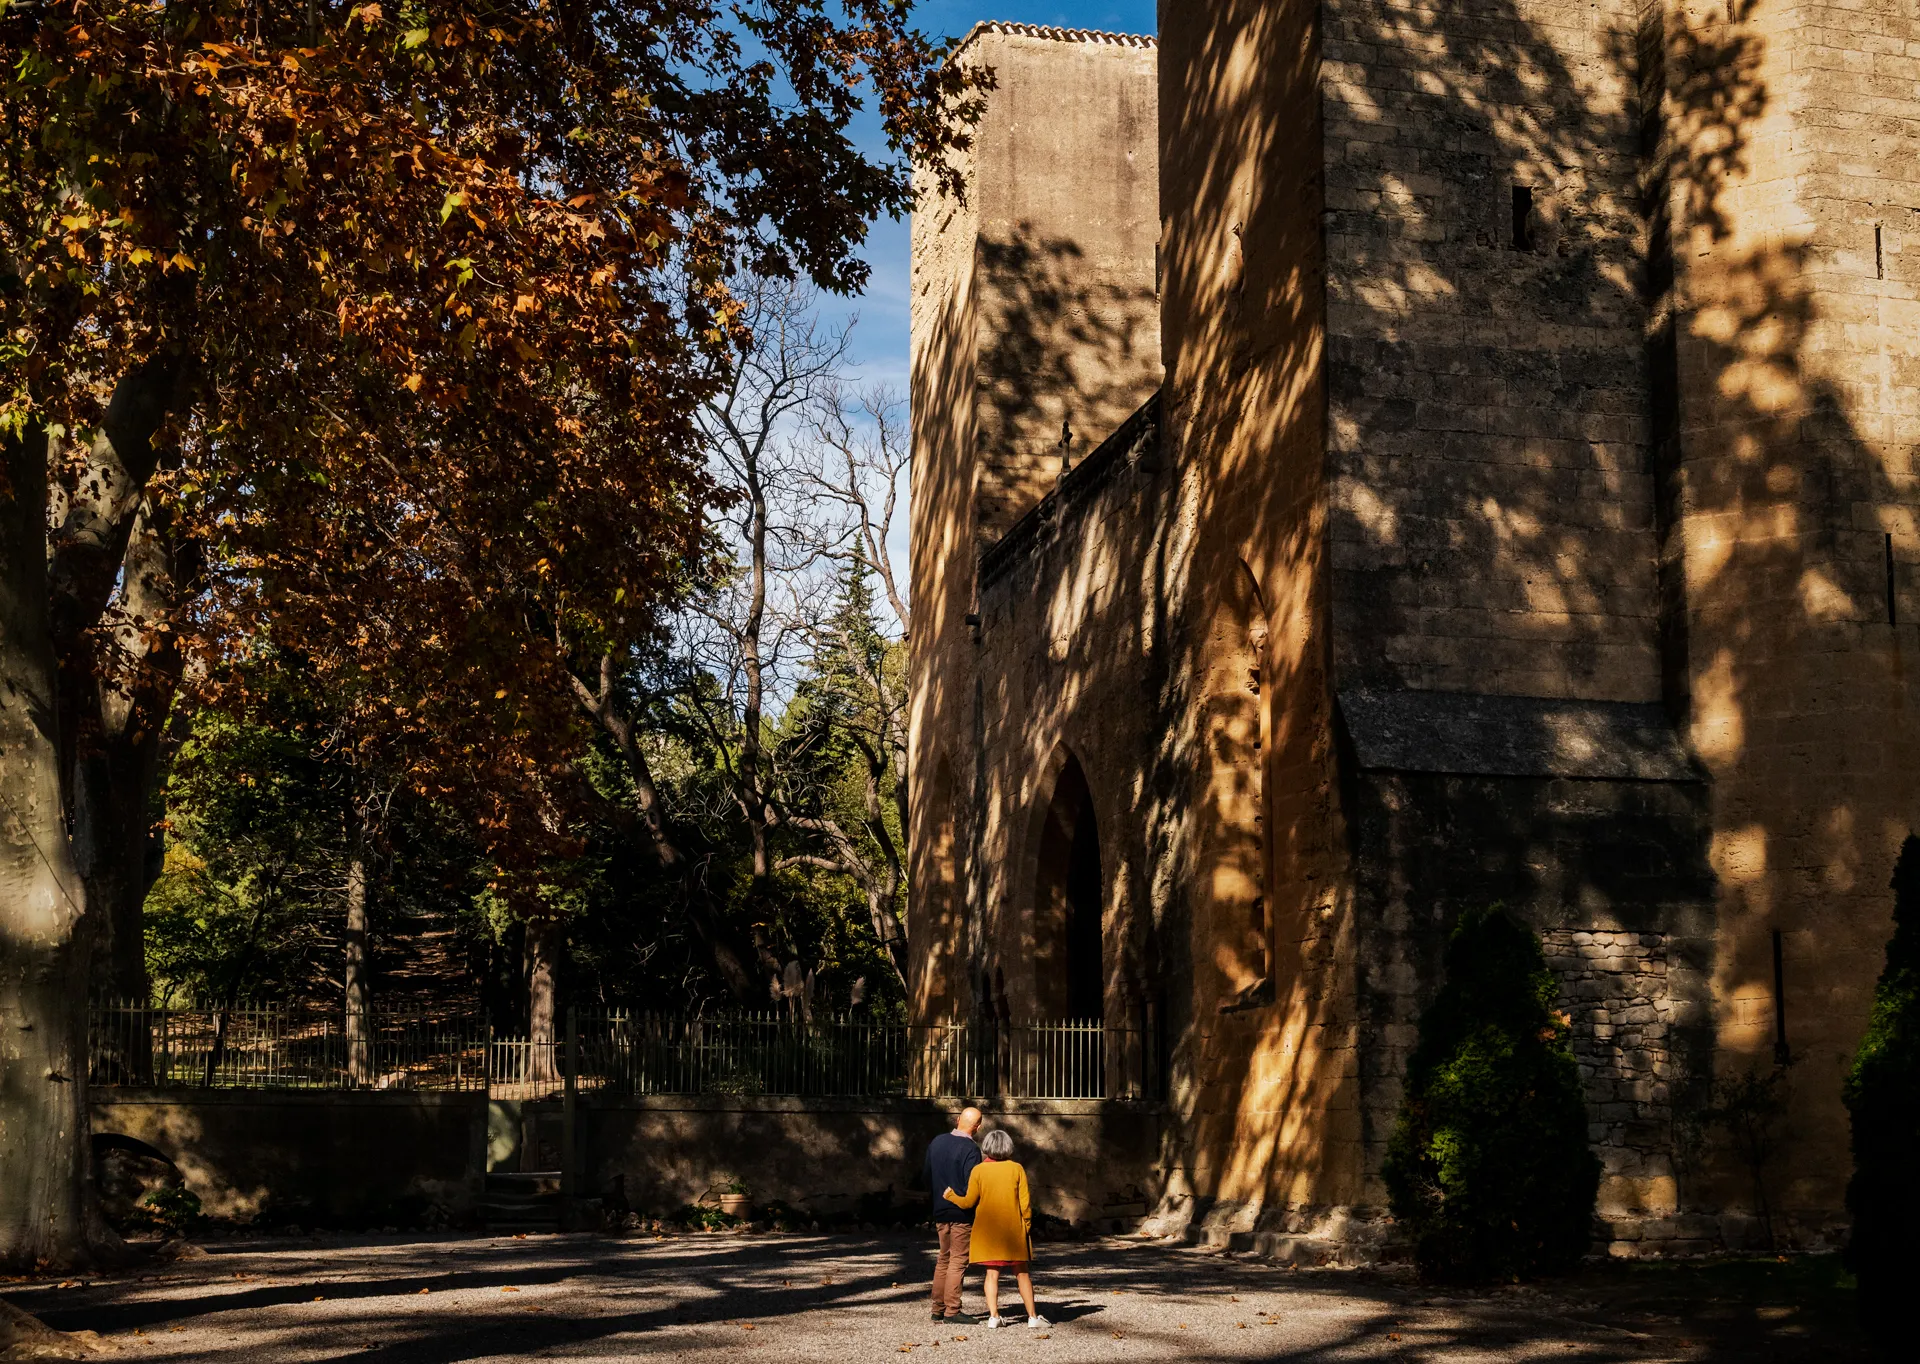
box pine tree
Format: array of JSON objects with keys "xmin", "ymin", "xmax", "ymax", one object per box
[
  {"xmin": 1384, "ymin": 905, "xmax": 1600, "ymax": 1281},
  {"xmin": 1844, "ymin": 835, "xmax": 1920, "ymax": 1351}
]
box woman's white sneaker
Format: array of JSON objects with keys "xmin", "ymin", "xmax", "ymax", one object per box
[
  {"xmin": 985, "ymin": 1316, "xmax": 1005, "ymax": 1329},
  {"xmin": 1027, "ymin": 1315, "xmax": 1051, "ymax": 1329}
]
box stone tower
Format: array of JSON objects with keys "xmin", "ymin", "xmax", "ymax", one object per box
[
  {"xmin": 909, "ymin": 2, "xmax": 1920, "ymax": 1258},
  {"xmin": 908, "ymin": 22, "xmax": 1161, "ymax": 1023}
]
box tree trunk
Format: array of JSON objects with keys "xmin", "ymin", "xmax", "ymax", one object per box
[
  {"xmin": 343, "ymin": 824, "xmax": 372, "ymax": 1087},
  {"xmin": 74, "ymin": 499, "xmax": 198, "ymax": 1006},
  {"xmin": 740, "ymin": 465, "xmax": 771, "ymax": 884},
  {"xmin": 0, "ymin": 423, "xmax": 96, "ymax": 1271},
  {"xmin": 566, "ymin": 655, "xmax": 762, "ymax": 1002},
  {"xmin": 526, "ymin": 916, "xmax": 559, "ymax": 1085},
  {"xmin": 860, "ymin": 754, "xmax": 909, "ymax": 984}
]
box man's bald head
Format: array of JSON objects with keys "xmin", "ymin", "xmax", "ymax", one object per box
[{"xmin": 954, "ymin": 1107, "xmax": 983, "ymax": 1136}]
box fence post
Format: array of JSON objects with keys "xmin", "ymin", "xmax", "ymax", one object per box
[{"xmin": 561, "ymin": 1006, "xmax": 578, "ymax": 1205}]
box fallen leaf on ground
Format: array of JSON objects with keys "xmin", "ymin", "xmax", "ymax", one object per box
[
  {"xmin": 501, "ymin": 1286, "xmax": 519, "ymax": 1293},
  {"xmin": 418, "ymin": 1288, "xmax": 430, "ymax": 1295},
  {"xmin": 741, "ymin": 1324, "xmax": 755, "ymax": 1331},
  {"xmin": 312, "ymin": 1296, "xmax": 324, "ymax": 1302}
]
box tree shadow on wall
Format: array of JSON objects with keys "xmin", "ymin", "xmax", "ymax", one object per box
[
  {"xmin": 972, "ymin": 227, "xmax": 1161, "ymax": 541},
  {"xmin": 1161, "ymin": 0, "xmax": 1911, "ymax": 1239}
]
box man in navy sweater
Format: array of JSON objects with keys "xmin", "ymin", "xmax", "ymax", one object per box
[{"xmin": 924, "ymin": 1106, "xmax": 984, "ymax": 1323}]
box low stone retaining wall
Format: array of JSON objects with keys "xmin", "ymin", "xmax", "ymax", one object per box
[
  {"xmin": 92, "ymin": 1090, "xmax": 488, "ymax": 1224},
  {"xmin": 582, "ymin": 1096, "xmax": 1165, "ymax": 1222},
  {"xmin": 90, "ymin": 1091, "xmax": 1168, "ymax": 1228}
]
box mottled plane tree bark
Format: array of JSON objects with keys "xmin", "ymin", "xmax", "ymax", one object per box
[{"xmin": 0, "ymin": 421, "xmax": 96, "ymax": 1269}]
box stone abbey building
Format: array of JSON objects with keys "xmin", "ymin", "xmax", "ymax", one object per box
[{"xmin": 908, "ymin": 4, "xmax": 1920, "ymax": 1257}]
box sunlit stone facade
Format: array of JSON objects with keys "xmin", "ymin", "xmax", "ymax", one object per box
[{"xmin": 909, "ymin": 5, "xmax": 1920, "ymax": 1259}]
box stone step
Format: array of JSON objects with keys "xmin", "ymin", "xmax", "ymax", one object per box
[
  {"xmin": 485, "ymin": 1171, "xmax": 563, "ymax": 1197},
  {"xmin": 483, "ymin": 1170, "xmax": 563, "ymax": 1229}
]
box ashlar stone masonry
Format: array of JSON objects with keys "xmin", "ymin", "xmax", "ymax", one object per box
[{"xmin": 909, "ymin": 5, "xmax": 1919, "ymax": 1260}]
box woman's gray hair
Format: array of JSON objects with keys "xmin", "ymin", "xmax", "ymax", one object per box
[{"xmin": 980, "ymin": 1129, "xmax": 1015, "ymax": 1159}]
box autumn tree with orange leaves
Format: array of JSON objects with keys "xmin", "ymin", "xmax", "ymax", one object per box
[{"xmin": 0, "ymin": 0, "xmax": 979, "ymax": 1270}]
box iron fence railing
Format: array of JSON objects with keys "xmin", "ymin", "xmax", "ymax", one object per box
[
  {"xmin": 87, "ymin": 1001, "xmax": 1166, "ymax": 1102},
  {"xmin": 89, "ymin": 1000, "xmax": 490, "ymax": 1091}
]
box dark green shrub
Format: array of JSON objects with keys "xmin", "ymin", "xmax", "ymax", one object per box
[
  {"xmin": 1844, "ymin": 835, "xmax": 1920, "ymax": 1351},
  {"xmin": 138, "ymin": 1186, "xmax": 203, "ymax": 1235},
  {"xmin": 1383, "ymin": 904, "xmax": 1600, "ymax": 1281},
  {"xmin": 672, "ymin": 1204, "xmax": 742, "ymax": 1232}
]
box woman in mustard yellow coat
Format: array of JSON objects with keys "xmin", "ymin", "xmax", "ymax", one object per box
[{"xmin": 943, "ymin": 1129, "xmax": 1048, "ymax": 1328}]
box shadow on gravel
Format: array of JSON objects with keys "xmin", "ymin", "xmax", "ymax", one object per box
[{"xmin": 0, "ymin": 1233, "xmax": 1880, "ymax": 1363}]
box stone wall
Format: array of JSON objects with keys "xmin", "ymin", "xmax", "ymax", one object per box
[
  {"xmin": 89, "ymin": 1092, "xmax": 1167, "ymax": 1230},
  {"xmin": 589, "ymin": 1096, "xmax": 1167, "ymax": 1225},
  {"xmin": 907, "ymin": 23, "xmax": 1163, "ymax": 1027},
  {"xmin": 965, "ymin": 28, "xmax": 1160, "ymax": 545},
  {"xmin": 1338, "ymin": 739, "xmax": 1716, "ymax": 1243},
  {"xmin": 1321, "ymin": 0, "xmax": 1663, "ymax": 705},
  {"xmin": 906, "ymin": 0, "xmax": 1920, "ymax": 1265},
  {"xmin": 92, "ymin": 1091, "xmax": 488, "ymax": 1224},
  {"xmin": 1650, "ymin": 0, "xmax": 1920, "ymax": 1229},
  {"xmin": 1543, "ymin": 929, "xmax": 1681, "ymax": 1232}
]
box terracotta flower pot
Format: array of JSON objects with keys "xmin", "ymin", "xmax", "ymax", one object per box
[{"xmin": 719, "ymin": 1193, "xmax": 752, "ymax": 1218}]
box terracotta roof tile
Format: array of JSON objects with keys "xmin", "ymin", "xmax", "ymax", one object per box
[{"xmin": 951, "ymin": 19, "xmax": 1156, "ymax": 59}]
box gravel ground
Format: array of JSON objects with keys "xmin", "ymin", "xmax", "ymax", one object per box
[{"xmin": 0, "ymin": 1231, "xmax": 1871, "ymax": 1362}]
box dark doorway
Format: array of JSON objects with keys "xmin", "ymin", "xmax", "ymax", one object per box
[
  {"xmin": 1065, "ymin": 802, "xmax": 1103, "ymax": 1018},
  {"xmin": 1034, "ymin": 755, "xmax": 1104, "ymax": 1019}
]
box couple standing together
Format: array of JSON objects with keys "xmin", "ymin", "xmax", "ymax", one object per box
[{"xmin": 924, "ymin": 1107, "xmax": 1050, "ymax": 1330}]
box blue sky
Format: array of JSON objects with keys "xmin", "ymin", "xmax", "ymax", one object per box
[{"xmin": 839, "ymin": 2, "xmax": 1159, "ymax": 389}]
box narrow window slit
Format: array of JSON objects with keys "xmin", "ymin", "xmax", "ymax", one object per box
[
  {"xmin": 1511, "ymin": 184, "xmax": 1534, "ymax": 251},
  {"xmin": 1876, "ymin": 224, "xmax": 1886, "ymax": 280}
]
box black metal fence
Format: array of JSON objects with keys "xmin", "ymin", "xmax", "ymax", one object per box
[{"xmin": 87, "ymin": 1001, "xmax": 1167, "ymax": 1101}]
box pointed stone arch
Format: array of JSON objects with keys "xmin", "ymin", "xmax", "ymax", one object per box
[{"xmin": 1019, "ymin": 744, "xmax": 1106, "ymax": 1020}]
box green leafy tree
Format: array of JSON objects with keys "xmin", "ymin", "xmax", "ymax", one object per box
[
  {"xmin": 1844, "ymin": 835, "xmax": 1920, "ymax": 1351},
  {"xmin": 146, "ymin": 670, "xmax": 483, "ymax": 1012},
  {"xmin": 1384, "ymin": 905, "xmax": 1600, "ymax": 1281},
  {"xmin": 770, "ymin": 565, "xmax": 909, "ymax": 985}
]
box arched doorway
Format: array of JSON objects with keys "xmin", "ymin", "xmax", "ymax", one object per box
[{"xmin": 1032, "ymin": 755, "xmax": 1103, "ymax": 1019}]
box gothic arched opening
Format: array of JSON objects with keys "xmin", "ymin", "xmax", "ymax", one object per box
[{"xmin": 1033, "ymin": 755, "xmax": 1103, "ymax": 1019}]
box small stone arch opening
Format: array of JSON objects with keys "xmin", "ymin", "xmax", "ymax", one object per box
[{"xmin": 1032, "ymin": 754, "xmax": 1104, "ymax": 1019}]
